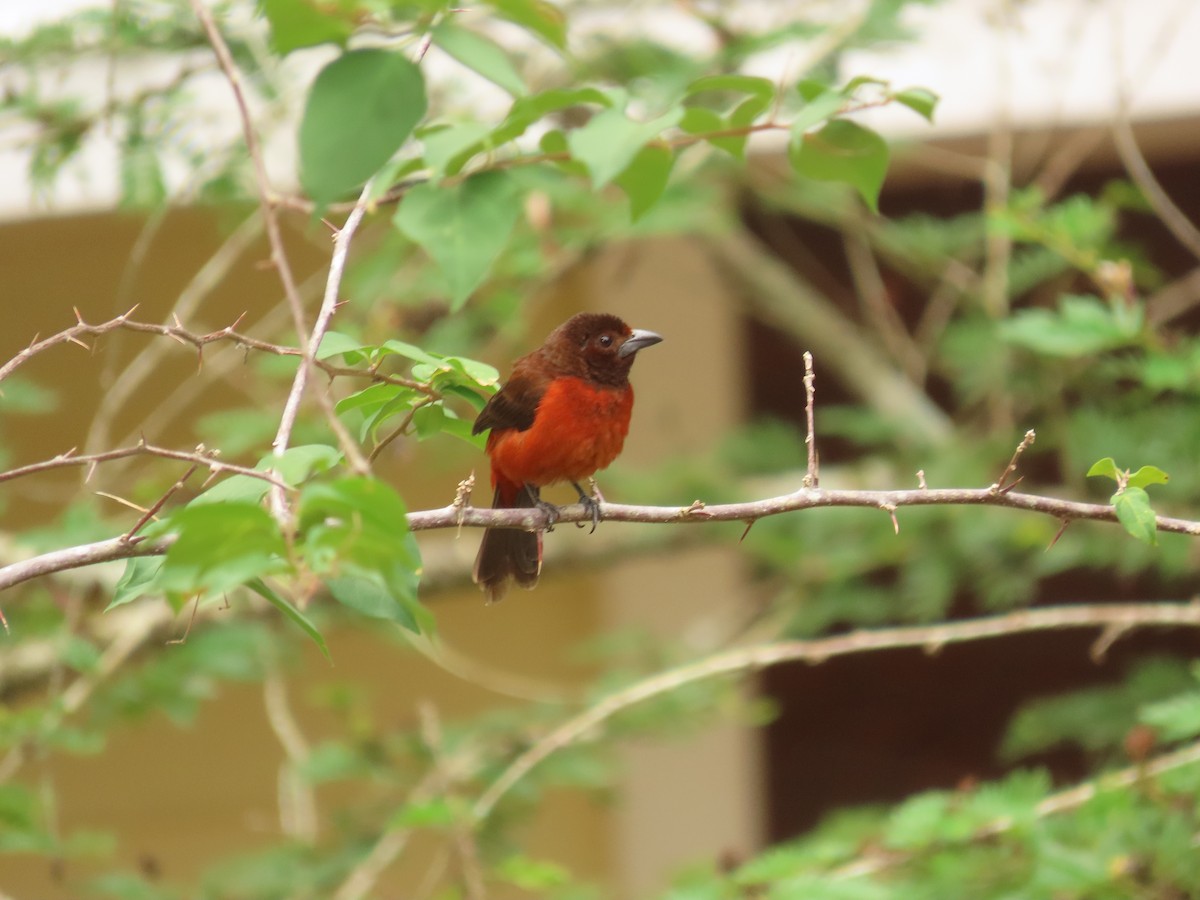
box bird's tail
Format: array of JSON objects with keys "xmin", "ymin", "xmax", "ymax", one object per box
[{"xmin": 472, "ymin": 478, "xmax": 542, "ymax": 603}]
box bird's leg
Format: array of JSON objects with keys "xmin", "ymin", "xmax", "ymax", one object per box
[
  {"xmin": 570, "ymin": 481, "xmax": 602, "ymax": 534},
  {"xmin": 523, "ymin": 483, "xmax": 560, "ymax": 531}
]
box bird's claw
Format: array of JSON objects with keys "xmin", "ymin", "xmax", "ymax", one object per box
[
  {"xmin": 534, "ymin": 497, "xmax": 561, "ymax": 531},
  {"xmin": 571, "ymin": 481, "xmax": 601, "ymax": 534}
]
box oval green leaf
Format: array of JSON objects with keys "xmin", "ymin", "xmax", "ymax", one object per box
[
  {"xmin": 1113, "ymin": 486, "xmax": 1157, "ymax": 545},
  {"xmin": 789, "ymin": 119, "xmax": 889, "ymax": 213},
  {"xmin": 299, "ymin": 49, "xmax": 427, "ymax": 204}
]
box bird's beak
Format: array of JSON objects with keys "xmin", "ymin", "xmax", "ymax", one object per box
[{"xmin": 618, "ymin": 328, "xmax": 663, "ymax": 358}]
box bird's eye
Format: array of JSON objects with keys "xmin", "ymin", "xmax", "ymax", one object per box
[{"xmin": 598, "ymin": 334, "xmax": 613, "ymax": 348}]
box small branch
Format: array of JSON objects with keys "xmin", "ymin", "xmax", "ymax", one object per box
[
  {"xmin": 0, "ymin": 535, "xmax": 174, "ymax": 594},
  {"xmin": 0, "ymin": 311, "xmax": 433, "ymax": 394},
  {"xmin": 269, "ymin": 179, "xmax": 376, "ymax": 520},
  {"xmin": 992, "ymin": 429, "xmax": 1036, "ymax": 493},
  {"xmin": 803, "ymin": 351, "xmax": 818, "ymax": 488},
  {"xmin": 470, "ymin": 602, "xmax": 1200, "ymax": 822},
  {"xmin": 263, "ymin": 670, "xmax": 318, "ymax": 843},
  {"xmin": 0, "ymin": 443, "xmax": 289, "ymax": 491}
]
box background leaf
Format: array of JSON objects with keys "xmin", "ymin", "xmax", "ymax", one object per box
[{"xmin": 394, "ymin": 171, "xmax": 522, "ymax": 307}]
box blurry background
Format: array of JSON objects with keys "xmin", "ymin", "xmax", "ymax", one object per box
[{"xmin": 2, "ymin": 0, "xmax": 1200, "ymax": 897}]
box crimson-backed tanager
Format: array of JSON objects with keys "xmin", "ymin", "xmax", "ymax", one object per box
[{"xmin": 471, "ymin": 312, "xmax": 663, "ymax": 602}]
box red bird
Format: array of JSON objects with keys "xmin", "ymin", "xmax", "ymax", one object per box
[{"xmin": 471, "ymin": 313, "xmax": 663, "ymax": 602}]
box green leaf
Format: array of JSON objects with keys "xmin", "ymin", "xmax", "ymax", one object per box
[
  {"xmin": 326, "ymin": 572, "xmax": 419, "ymax": 632},
  {"xmin": 433, "ymin": 22, "xmax": 527, "ymax": 97},
  {"xmin": 262, "ymin": 0, "xmax": 357, "ymax": 54},
  {"xmin": 485, "ymin": 0, "xmax": 567, "ymax": 49},
  {"xmin": 272, "ymin": 445, "xmax": 343, "ymax": 486},
  {"xmin": 420, "ymin": 122, "xmax": 490, "ymax": 177},
  {"xmin": 394, "ymin": 171, "xmax": 521, "ymax": 307},
  {"xmin": 298, "ymin": 477, "xmax": 417, "ymax": 574},
  {"xmin": 496, "ymin": 853, "xmax": 571, "ymax": 890},
  {"xmin": 685, "ymin": 74, "xmax": 775, "ymax": 106},
  {"xmin": 566, "ymin": 106, "xmax": 683, "ymax": 188},
  {"xmin": 188, "ymin": 473, "xmax": 272, "ymax": 507},
  {"xmin": 1086, "ymin": 457, "xmax": 1121, "ymax": 481},
  {"xmin": 493, "ymin": 87, "xmax": 613, "ymax": 145},
  {"xmin": 119, "ymin": 115, "xmax": 166, "ymax": 209},
  {"xmin": 1113, "ymin": 486, "xmax": 1157, "ymax": 545},
  {"xmin": 159, "ymin": 503, "xmax": 289, "ymax": 595},
  {"xmin": 245, "ymin": 578, "xmax": 330, "ymax": 661},
  {"xmin": 791, "ymin": 88, "xmax": 846, "ymax": 135},
  {"xmin": 1127, "ymin": 465, "xmax": 1169, "ymax": 489},
  {"xmin": 299, "ymin": 49, "xmax": 427, "ymax": 203},
  {"xmin": 1141, "ymin": 691, "xmax": 1200, "ymax": 741},
  {"xmin": 999, "ymin": 295, "xmax": 1143, "ymax": 358},
  {"xmin": 789, "ymin": 119, "xmax": 889, "ymax": 213},
  {"xmin": 892, "ymin": 86, "xmax": 939, "ymax": 122},
  {"xmin": 315, "ymin": 330, "xmax": 371, "ymax": 362},
  {"xmin": 614, "ymin": 143, "xmax": 674, "ymax": 221},
  {"xmin": 108, "ymin": 556, "xmax": 165, "ymax": 610},
  {"xmin": 390, "ymin": 797, "xmax": 460, "ymax": 829}
]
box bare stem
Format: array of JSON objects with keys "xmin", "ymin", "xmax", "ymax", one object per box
[{"xmin": 470, "ymin": 601, "xmax": 1200, "ymax": 821}]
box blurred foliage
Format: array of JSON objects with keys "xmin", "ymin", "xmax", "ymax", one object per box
[{"xmin": 2, "ymin": 0, "xmax": 1200, "ymax": 898}]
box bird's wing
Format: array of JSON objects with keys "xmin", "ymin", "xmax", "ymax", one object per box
[{"xmin": 471, "ymin": 360, "xmax": 548, "ymax": 435}]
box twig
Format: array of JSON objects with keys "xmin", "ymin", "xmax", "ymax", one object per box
[
  {"xmin": 0, "ymin": 443, "xmax": 288, "ymax": 490},
  {"xmin": 269, "ymin": 178, "xmax": 377, "ymax": 520},
  {"xmin": 803, "ymin": 351, "xmax": 818, "ymax": 488},
  {"xmin": 992, "ymin": 429, "xmax": 1036, "ymax": 493},
  {"xmin": 470, "ymin": 602, "xmax": 1200, "ymax": 822},
  {"xmin": 264, "ymin": 670, "xmax": 318, "ymax": 842}
]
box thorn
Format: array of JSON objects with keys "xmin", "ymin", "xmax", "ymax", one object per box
[
  {"xmin": 997, "ymin": 475, "xmax": 1024, "ymax": 495},
  {"xmin": 73, "ymin": 307, "xmax": 84, "ymax": 324},
  {"xmin": 916, "ymin": 469, "xmax": 927, "ymax": 490},
  {"xmin": 1047, "ymin": 518, "xmax": 1070, "ymax": 550},
  {"xmin": 66, "ymin": 336, "xmax": 90, "ymax": 350},
  {"xmin": 196, "ymin": 348, "xmax": 204, "ymax": 372},
  {"xmin": 86, "ymin": 460, "xmax": 98, "ymax": 483},
  {"xmin": 95, "ymin": 490, "xmax": 149, "ymax": 514},
  {"xmin": 230, "ymin": 311, "xmax": 247, "ymax": 331},
  {"xmin": 1090, "ymin": 623, "xmax": 1128, "ymax": 663},
  {"xmin": 121, "ymin": 303, "xmax": 139, "ymax": 320},
  {"xmin": 883, "ymin": 505, "xmax": 899, "ymax": 534},
  {"xmin": 172, "ymin": 312, "xmax": 184, "ymax": 329},
  {"xmin": 739, "ymin": 520, "xmax": 756, "ymax": 543}
]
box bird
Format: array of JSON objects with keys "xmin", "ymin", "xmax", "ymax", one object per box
[{"xmin": 471, "ymin": 312, "xmax": 663, "ymax": 602}]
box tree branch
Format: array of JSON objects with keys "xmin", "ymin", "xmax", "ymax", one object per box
[
  {"xmin": 469, "ymin": 602, "xmax": 1200, "ymax": 822},
  {"xmin": 2, "ymin": 479, "xmax": 1198, "ymax": 595}
]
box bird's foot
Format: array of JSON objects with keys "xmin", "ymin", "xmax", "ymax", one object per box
[
  {"xmin": 534, "ymin": 498, "xmax": 562, "ymax": 531},
  {"xmin": 571, "ymin": 481, "xmax": 602, "ymax": 534},
  {"xmin": 522, "ymin": 485, "xmax": 562, "ymax": 531}
]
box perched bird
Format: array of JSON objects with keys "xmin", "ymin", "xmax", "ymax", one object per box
[{"xmin": 471, "ymin": 312, "xmax": 663, "ymax": 602}]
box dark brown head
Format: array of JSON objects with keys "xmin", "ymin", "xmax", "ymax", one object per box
[{"xmin": 541, "ymin": 312, "xmax": 663, "ymax": 387}]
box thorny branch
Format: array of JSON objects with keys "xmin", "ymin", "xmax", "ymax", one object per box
[{"xmin": 0, "ymin": 309, "xmax": 434, "ymax": 392}]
